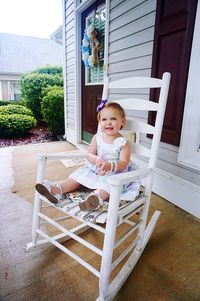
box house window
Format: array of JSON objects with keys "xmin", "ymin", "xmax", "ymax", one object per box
[
  {"xmin": 85, "ymin": 6, "xmax": 105, "ymax": 85},
  {"xmin": 11, "ymin": 81, "xmax": 21, "ymax": 101}
]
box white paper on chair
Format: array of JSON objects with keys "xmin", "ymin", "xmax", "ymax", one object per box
[{"xmin": 61, "ymin": 158, "xmax": 88, "ymax": 168}]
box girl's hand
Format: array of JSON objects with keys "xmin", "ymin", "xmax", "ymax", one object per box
[
  {"xmin": 97, "ymin": 161, "xmax": 111, "ymax": 175},
  {"xmin": 96, "ymin": 157, "xmax": 105, "ymax": 167},
  {"xmin": 96, "ymin": 157, "xmax": 106, "ymax": 175}
]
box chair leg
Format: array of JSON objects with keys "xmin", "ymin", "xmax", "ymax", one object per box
[
  {"xmin": 97, "ymin": 186, "xmax": 121, "ymax": 301},
  {"xmin": 31, "ymin": 192, "xmax": 42, "ymax": 245},
  {"xmin": 136, "ymin": 176, "xmax": 153, "ymax": 250},
  {"xmin": 26, "ymin": 157, "xmax": 46, "ymax": 250}
]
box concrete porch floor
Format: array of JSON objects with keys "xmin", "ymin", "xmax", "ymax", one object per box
[{"xmin": 0, "ymin": 141, "xmax": 200, "ymax": 301}]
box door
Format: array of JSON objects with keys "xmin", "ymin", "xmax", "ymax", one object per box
[
  {"xmin": 149, "ymin": 0, "xmax": 198, "ymax": 146},
  {"xmin": 81, "ymin": 0, "xmax": 106, "ymax": 143}
]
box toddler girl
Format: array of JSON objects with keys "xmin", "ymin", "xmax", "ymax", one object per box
[{"xmin": 35, "ymin": 101, "xmax": 139, "ymax": 210}]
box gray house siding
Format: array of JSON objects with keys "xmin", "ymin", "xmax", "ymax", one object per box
[
  {"xmin": 104, "ymin": 0, "xmax": 155, "ymax": 126},
  {"xmin": 64, "ymin": 0, "xmax": 200, "ymax": 217},
  {"xmin": 64, "ymin": 0, "xmax": 76, "ymax": 131},
  {"xmin": 109, "ymin": 0, "xmax": 156, "ymax": 79},
  {"xmin": 108, "ymin": 0, "xmax": 200, "ymax": 188}
]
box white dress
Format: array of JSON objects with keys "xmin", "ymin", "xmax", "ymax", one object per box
[{"xmin": 69, "ymin": 132, "xmax": 140, "ymax": 200}]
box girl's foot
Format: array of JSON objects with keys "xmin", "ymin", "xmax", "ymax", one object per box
[
  {"xmin": 35, "ymin": 180, "xmax": 62, "ymax": 204},
  {"xmin": 79, "ymin": 191, "xmax": 103, "ymax": 211}
]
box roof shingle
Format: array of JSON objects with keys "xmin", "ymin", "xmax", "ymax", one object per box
[{"xmin": 0, "ymin": 32, "xmax": 63, "ymax": 74}]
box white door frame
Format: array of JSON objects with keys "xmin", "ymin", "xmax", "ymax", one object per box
[{"xmin": 74, "ymin": 0, "xmax": 109, "ymax": 145}]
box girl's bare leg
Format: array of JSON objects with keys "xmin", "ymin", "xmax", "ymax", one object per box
[
  {"xmin": 51, "ymin": 178, "xmax": 81, "ymax": 195},
  {"xmin": 35, "ymin": 177, "xmax": 81, "ymax": 204},
  {"xmin": 98, "ymin": 189, "xmax": 109, "ymax": 201},
  {"xmin": 79, "ymin": 189, "xmax": 109, "ymax": 210}
]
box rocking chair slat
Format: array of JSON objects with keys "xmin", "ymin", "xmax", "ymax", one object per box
[
  {"xmin": 113, "ymin": 98, "xmax": 159, "ymax": 111},
  {"xmin": 25, "ymin": 223, "xmax": 90, "ymax": 252},
  {"xmin": 109, "ymin": 76, "xmax": 163, "ymax": 89},
  {"xmin": 38, "ymin": 213, "xmax": 103, "ymax": 256},
  {"xmin": 111, "ymin": 237, "xmax": 139, "ymax": 272},
  {"xmin": 114, "ymin": 221, "xmax": 141, "ymax": 249},
  {"xmin": 42, "ymin": 197, "xmax": 106, "ymax": 233},
  {"xmin": 124, "ymin": 118, "xmax": 156, "ymax": 134},
  {"xmin": 37, "ymin": 230, "xmax": 101, "ymax": 278}
]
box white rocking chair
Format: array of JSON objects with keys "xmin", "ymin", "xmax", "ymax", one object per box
[{"xmin": 26, "ymin": 72, "xmax": 171, "ymax": 301}]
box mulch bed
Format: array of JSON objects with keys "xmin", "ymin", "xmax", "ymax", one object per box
[{"xmin": 0, "ymin": 123, "xmax": 59, "ymax": 148}]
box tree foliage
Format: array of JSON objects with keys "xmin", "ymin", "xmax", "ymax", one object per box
[
  {"xmin": 21, "ymin": 65, "xmax": 63, "ymax": 120},
  {"xmin": 41, "ymin": 86, "xmax": 64, "ymax": 135},
  {"xmin": 32, "ymin": 65, "xmax": 63, "ymax": 75}
]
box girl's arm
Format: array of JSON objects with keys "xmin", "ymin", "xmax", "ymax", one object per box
[
  {"xmin": 98, "ymin": 141, "xmax": 131, "ymax": 174},
  {"xmin": 87, "ymin": 135, "xmax": 103, "ymax": 165},
  {"xmin": 117, "ymin": 141, "xmax": 131, "ymax": 172}
]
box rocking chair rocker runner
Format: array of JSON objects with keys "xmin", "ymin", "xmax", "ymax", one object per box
[{"xmin": 26, "ymin": 72, "xmax": 171, "ymax": 301}]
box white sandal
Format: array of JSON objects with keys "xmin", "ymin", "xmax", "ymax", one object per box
[
  {"xmin": 35, "ymin": 180, "xmax": 62, "ymax": 204},
  {"xmin": 79, "ymin": 190, "xmax": 103, "ymax": 211}
]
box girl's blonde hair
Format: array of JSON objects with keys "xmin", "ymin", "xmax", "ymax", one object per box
[
  {"xmin": 97, "ymin": 102, "xmax": 126, "ymax": 129},
  {"xmin": 97, "ymin": 102, "xmax": 126, "ymax": 121}
]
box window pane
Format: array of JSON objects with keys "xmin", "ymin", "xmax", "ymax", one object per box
[
  {"xmin": 12, "ymin": 81, "xmax": 21, "ymax": 101},
  {"xmin": 84, "ymin": 7, "xmax": 106, "ymax": 85}
]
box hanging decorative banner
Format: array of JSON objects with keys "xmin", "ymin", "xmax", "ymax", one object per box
[{"xmin": 81, "ymin": 24, "xmax": 100, "ymax": 68}]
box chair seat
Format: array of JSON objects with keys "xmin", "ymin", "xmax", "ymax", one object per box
[{"xmin": 41, "ymin": 192, "xmax": 146, "ymax": 225}]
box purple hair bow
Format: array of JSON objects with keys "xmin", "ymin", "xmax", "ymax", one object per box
[{"xmin": 96, "ymin": 99, "xmax": 107, "ymax": 113}]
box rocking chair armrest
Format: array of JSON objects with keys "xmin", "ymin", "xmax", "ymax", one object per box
[
  {"xmin": 37, "ymin": 150, "xmax": 87, "ymax": 161},
  {"xmin": 107, "ymin": 167, "xmax": 152, "ymax": 186}
]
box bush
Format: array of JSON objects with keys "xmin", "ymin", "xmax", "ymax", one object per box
[
  {"xmin": 21, "ymin": 66, "xmax": 63, "ymax": 120},
  {"xmin": 0, "ymin": 114, "xmax": 36, "ymax": 137},
  {"xmin": 32, "ymin": 65, "xmax": 63, "ymax": 76},
  {"xmin": 41, "ymin": 86, "xmax": 64, "ymax": 135},
  {"xmin": 0, "ymin": 100, "xmax": 24, "ymax": 106},
  {"xmin": 0, "ymin": 104, "xmax": 33, "ymax": 116}
]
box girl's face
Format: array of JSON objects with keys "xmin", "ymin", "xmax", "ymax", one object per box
[{"xmin": 99, "ymin": 107, "xmax": 125, "ymax": 137}]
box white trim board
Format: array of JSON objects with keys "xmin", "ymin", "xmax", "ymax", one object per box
[
  {"xmin": 153, "ymin": 169, "xmax": 200, "ymax": 220},
  {"xmin": 178, "ymin": 0, "xmax": 200, "ymax": 171},
  {"xmin": 73, "ymin": 0, "xmax": 110, "ymax": 145},
  {"xmin": 133, "ymin": 156, "xmax": 200, "ymax": 219},
  {"xmin": 65, "ymin": 128, "xmax": 78, "ymax": 146}
]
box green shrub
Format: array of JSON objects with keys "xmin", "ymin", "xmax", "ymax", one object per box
[
  {"xmin": 0, "ymin": 114, "xmax": 37, "ymax": 137},
  {"xmin": 32, "ymin": 65, "xmax": 63, "ymax": 76},
  {"xmin": 41, "ymin": 86, "xmax": 64, "ymax": 135},
  {"xmin": 0, "ymin": 104, "xmax": 33, "ymax": 116},
  {"xmin": 0, "ymin": 100, "xmax": 24, "ymax": 106},
  {"xmin": 21, "ymin": 66, "xmax": 63, "ymax": 120}
]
